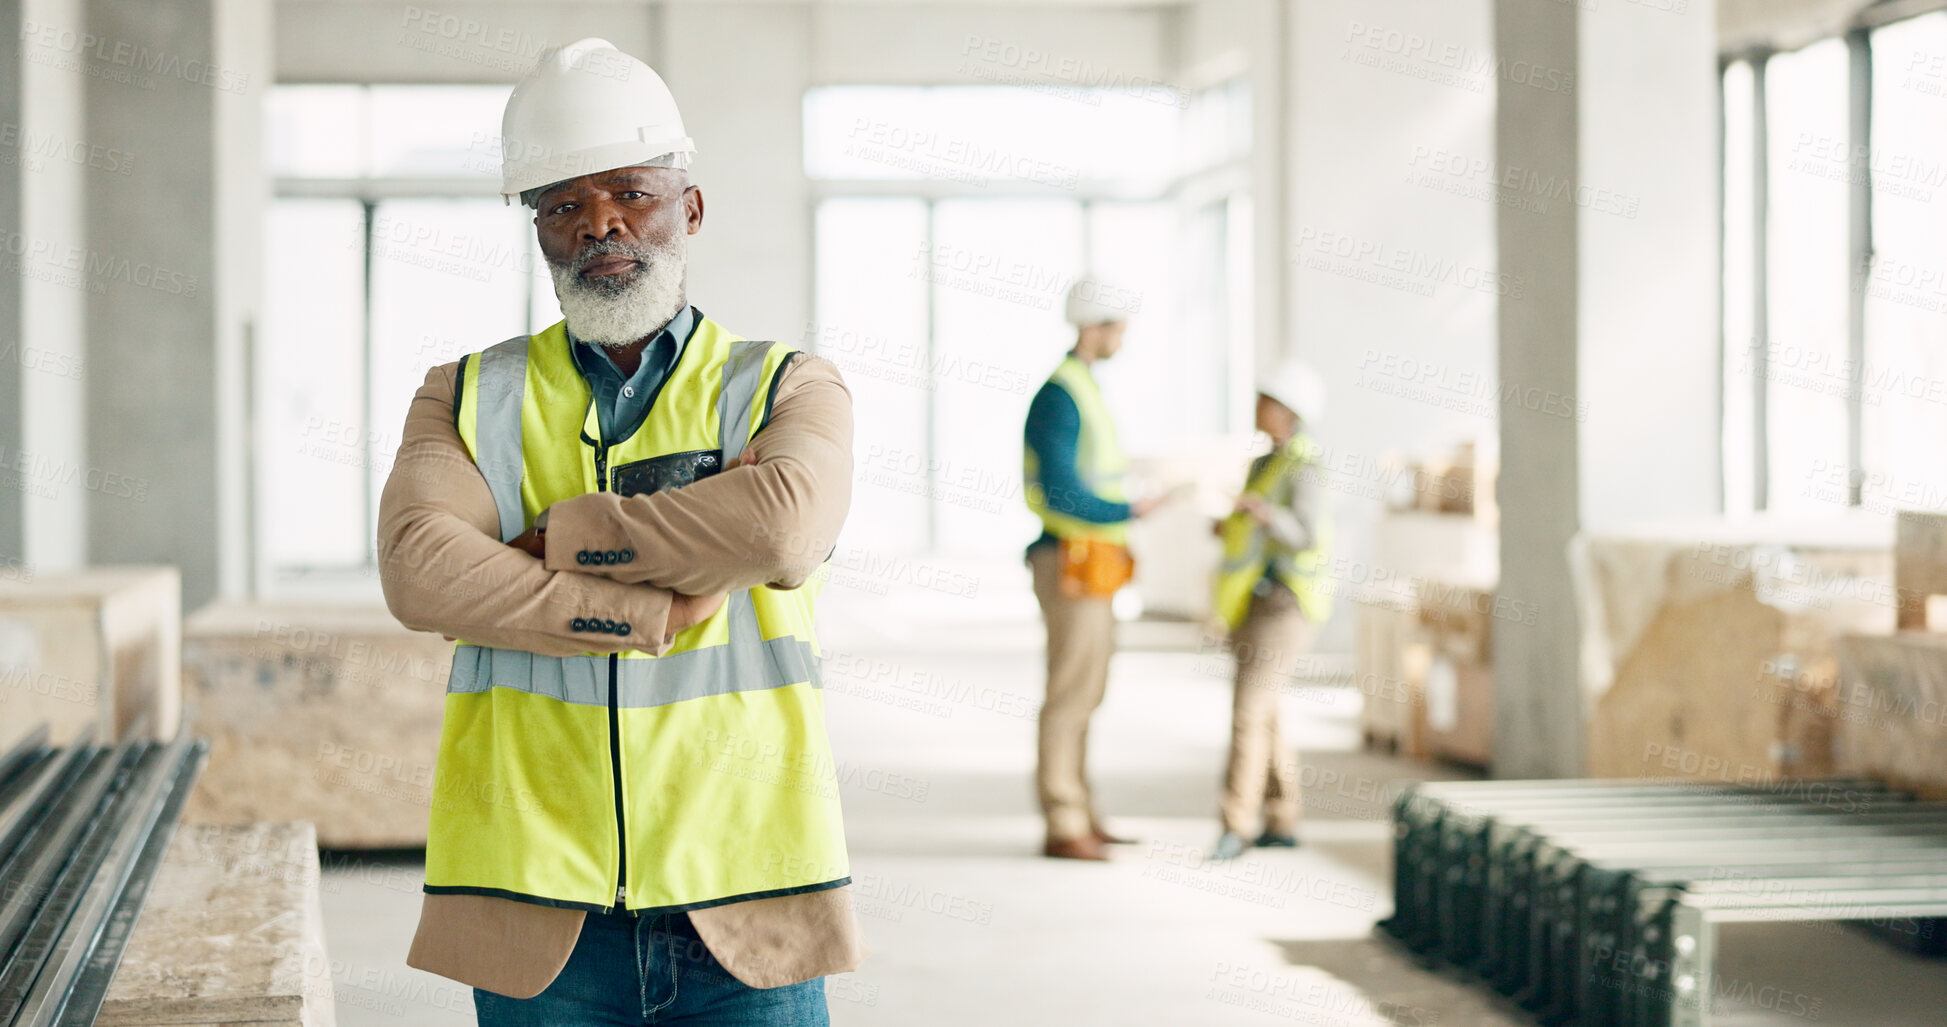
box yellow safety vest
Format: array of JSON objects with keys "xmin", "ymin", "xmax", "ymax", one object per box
[
  {"xmin": 1023, "ymin": 356, "xmax": 1129, "ymax": 545},
  {"xmin": 1213, "ymin": 434, "xmax": 1333, "ymax": 631},
  {"xmin": 425, "ymin": 316, "xmax": 849, "ymax": 914}
]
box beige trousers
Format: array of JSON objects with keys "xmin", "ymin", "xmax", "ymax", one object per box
[
  {"xmin": 1029, "ymin": 543, "xmax": 1117, "ymax": 842},
  {"xmin": 1220, "ymin": 583, "xmax": 1315, "ymax": 836}
]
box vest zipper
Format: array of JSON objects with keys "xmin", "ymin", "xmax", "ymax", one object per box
[
  {"xmin": 594, "ymin": 440, "xmax": 628, "ymax": 912},
  {"xmin": 608, "ymin": 654, "xmax": 625, "ymax": 909}
]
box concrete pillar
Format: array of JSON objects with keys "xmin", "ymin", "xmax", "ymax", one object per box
[
  {"xmin": 1493, "ymin": 0, "xmax": 1583, "ymax": 779},
  {"xmin": 1493, "ymin": 0, "xmax": 1720, "ymax": 777},
  {"xmin": 5, "ymin": 0, "xmax": 94, "ymax": 580},
  {"xmin": 83, "ymin": 0, "xmax": 268, "ymax": 609},
  {"xmin": 0, "ymin": 7, "xmax": 22, "ymax": 570}
]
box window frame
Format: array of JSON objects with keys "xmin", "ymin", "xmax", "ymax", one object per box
[
  {"xmin": 1728, "ymin": 26, "xmax": 1876, "ymax": 514},
  {"xmin": 1720, "ymin": 9, "xmax": 1947, "ymax": 515}
]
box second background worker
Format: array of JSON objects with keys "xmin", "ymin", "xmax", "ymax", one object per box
[{"xmin": 1210, "ymin": 360, "xmax": 1332, "ymax": 861}]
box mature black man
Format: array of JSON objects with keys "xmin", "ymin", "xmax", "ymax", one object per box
[{"xmin": 376, "ymin": 38, "xmax": 860, "ymax": 1027}]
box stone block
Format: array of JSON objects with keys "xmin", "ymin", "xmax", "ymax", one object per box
[
  {"xmin": 101, "ymin": 822, "xmax": 335, "ymax": 1026},
  {"xmin": 179, "ymin": 603, "xmax": 450, "ymax": 848},
  {"xmin": 0, "ymin": 566, "xmax": 181, "ymax": 748}
]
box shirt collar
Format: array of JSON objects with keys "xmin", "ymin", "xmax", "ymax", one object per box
[{"xmin": 567, "ymin": 304, "xmax": 696, "ymax": 380}]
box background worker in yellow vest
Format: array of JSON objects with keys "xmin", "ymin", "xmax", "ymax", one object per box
[
  {"xmin": 1022, "ymin": 277, "xmax": 1171, "ymax": 862},
  {"xmin": 375, "ymin": 39, "xmax": 861, "ymax": 1026},
  {"xmin": 1209, "ymin": 359, "xmax": 1332, "ymax": 861}
]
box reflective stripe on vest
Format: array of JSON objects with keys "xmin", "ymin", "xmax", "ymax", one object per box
[
  {"xmin": 472, "ymin": 334, "xmax": 530, "ymax": 543},
  {"xmin": 446, "ymin": 592, "xmax": 821, "ymax": 708},
  {"xmin": 429, "ymin": 316, "xmax": 849, "ymax": 914},
  {"xmin": 1024, "ymin": 356, "xmax": 1129, "ymax": 545}
]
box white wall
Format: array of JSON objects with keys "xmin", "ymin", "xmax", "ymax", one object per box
[
  {"xmin": 1578, "ymin": 0, "xmax": 1721, "ymax": 530},
  {"xmin": 1290, "ymin": 0, "xmax": 1499, "ymax": 651},
  {"xmin": 657, "ymin": 3, "xmax": 813, "ymax": 345},
  {"xmin": 275, "ymin": 2, "xmax": 656, "ymax": 83},
  {"xmin": 810, "ymin": 3, "xmax": 1170, "ymax": 86},
  {"xmin": 1181, "ymin": 0, "xmax": 1283, "ymax": 406}
]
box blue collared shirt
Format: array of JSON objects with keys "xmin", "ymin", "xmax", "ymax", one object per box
[
  {"xmin": 568, "ymin": 305, "xmax": 697, "ymax": 444},
  {"xmin": 1022, "ymin": 365, "xmax": 1132, "ymax": 557}
]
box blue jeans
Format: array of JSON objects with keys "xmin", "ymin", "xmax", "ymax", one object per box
[{"xmin": 473, "ymin": 910, "xmax": 829, "ymax": 1026}]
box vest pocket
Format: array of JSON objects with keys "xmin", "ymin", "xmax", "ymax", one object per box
[{"xmin": 611, "ymin": 449, "xmax": 724, "ymax": 497}]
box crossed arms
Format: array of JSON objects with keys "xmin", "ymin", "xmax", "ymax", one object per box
[{"xmin": 375, "ymin": 355, "xmax": 854, "ymax": 658}]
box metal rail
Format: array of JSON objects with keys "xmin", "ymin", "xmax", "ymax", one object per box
[
  {"xmin": 0, "ymin": 730, "xmax": 97, "ymax": 880},
  {"xmin": 14, "ymin": 735, "xmax": 199, "ymax": 1026},
  {"xmin": 0, "ymin": 728, "xmax": 49, "ymax": 800},
  {"xmin": 50, "ymin": 742, "xmax": 202, "ymax": 1027},
  {"xmin": 1382, "ymin": 777, "xmax": 1947, "ymax": 1027},
  {"xmin": 0, "ymin": 723, "xmax": 207, "ymax": 1027}
]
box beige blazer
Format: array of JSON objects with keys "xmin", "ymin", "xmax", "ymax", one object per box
[{"xmin": 375, "ymin": 350, "xmax": 865, "ymax": 998}]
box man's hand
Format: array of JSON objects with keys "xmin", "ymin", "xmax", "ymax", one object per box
[
  {"xmin": 507, "ymin": 449, "xmax": 752, "ymax": 604},
  {"xmin": 668, "ymin": 591, "xmax": 728, "ymax": 641},
  {"xmin": 1234, "ymin": 494, "xmax": 1273, "ymax": 526},
  {"xmin": 507, "ymin": 526, "xmax": 546, "ymax": 558}
]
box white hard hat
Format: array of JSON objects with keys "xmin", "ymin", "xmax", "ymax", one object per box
[
  {"xmin": 1064, "ymin": 276, "xmax": 1138, "ymax": 326},
  {"xmin": 500, "ymin": 38, "xmax": 696, "ymax": 205},
  {"xmin": 1256, "ymin": 359, "xmax": 1327, "ymax": 425}
]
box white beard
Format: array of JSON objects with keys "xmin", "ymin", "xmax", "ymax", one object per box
[{"xmin": 548, "ymin": 235, "xmax": 688, "ymax": 347}]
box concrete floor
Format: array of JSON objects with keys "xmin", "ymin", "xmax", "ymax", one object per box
[{"xmin": 318, "ymin": 558, "xmax": 1947, "ymax": 1025}]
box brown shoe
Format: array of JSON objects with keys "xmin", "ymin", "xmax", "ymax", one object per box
[
  {"xmin": 1043, "ymin": 835, "xmax": 1110, "ymax": 861},
  {"xmin": 1091, "ymin": 825, "xmax": 1140, "ymax": 846}
]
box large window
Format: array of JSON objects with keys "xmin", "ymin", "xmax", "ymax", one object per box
[
  {"xmin": 1763, "ymin": 39, "xmax": 1850, "ymax": 513},
  {"xmin": 260, "ymin": 86, "xmax": 557, "ymax": 585},
  {"xmin": 1723, "ymin": 13, "xmax": 1947, "ymax": 517},
  {"xmin": 1721, "ymin": 60, "xmax": 1757, "ymax": 514},
  {"xmin": 1862, "ymin": 15, "xmax": 1947, "ymax": 516},
  {"xmin": 806, "ymin": 84, "xmax": 1249, "ymax": 558}
]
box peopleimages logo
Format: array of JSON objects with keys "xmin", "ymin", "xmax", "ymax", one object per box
[
  {"xmin": 1341, "ymin": 20, "xmax": 1574, "ymax": 96},
  {"xmin": 0, "ymin": 229, "xmax": 198, "ymax": 297},
  {"xmin": 396, "ymin": 6, "xmax": 633, "ymax": 80},
  {"xmin": 1295, "ymin": 226, "xmax": 1526, "ymax": 299},
  {"xmin": 959, "ymin": 35, "xmax": 1189, "ymax": 109},
  {"xmin": 1406, "ymin": 146, "xmax": 1640, "ymax": 219},
  {"xmin": 0, "ymin": 122, "xmax": 135, "ymax": 175},
  {"xmin": 845, "ymin": 118, "xmax": 1081, "ymax": 190},
  {"xmin": 17, "ymin": 21, "xmax": 251, "ymax": 93},
  {"xmin": 803, "ymin": 321, "xmax": 1035, "ymax": 396}
]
